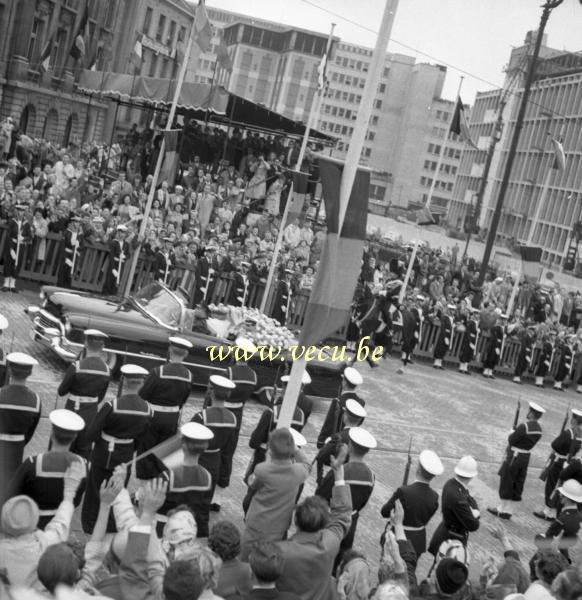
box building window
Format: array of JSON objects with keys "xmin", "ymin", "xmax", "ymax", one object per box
[
  {"xmin": 148, "ymin": 54, "xmax": 158, "ymax": 77},
  {"xmin": 378, "ymin": 83, "xmax": 386, "ymax": 93},
  {"xmin": 155, "ymin": 14, "xmax": 166, "ymax": 42},
  {"xmin": 375, "ymin": 99, "xmax": 382, "ymax": 109},
  {"xmin": 338, "ymin": 74, "xmax": 345, "ymax": 83},
  {"xmin": 331, "ymin": 106, "xmax": 337, "ymax": 116},
  {"xmin": 167, "ymin": 20, "xmax": 176, "ymax": 46},
  {"xmin": 371, "ymin": 115, "xmax": 378, "ymax": 126},
  {"xmin": 383, "ymin": 67, "xmax": 389, "ymax": 77},
  {"xmin": 27, "ymin": 17, "xmax": 41, "ymax": 62},
  {"xmin": 363, "ymin": 147, "xmax": 371, "ymax": 157},
  {"xmin": 332, "ymin": 72, "xmax": 338, "ymax": 81},
  {"xmin": 142, "ymin": 7, "xmax": 153, "ymax": 35},
  {"xmin": 367, "ymin": 131, "xmax": 375, "ymax": 141},
  {"xmin": 178, "ymin": 25, "xmax": 186, "ymax": 42},
  {"xmin": 160, "ymin": 58, "xmax": 168, "ymax": 78}
]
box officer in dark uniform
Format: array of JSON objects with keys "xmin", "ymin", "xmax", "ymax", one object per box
[
  {"xmin": 191, "ymin": 375, "xmax": 238, "ymax": 513},
  {"xmin": 271, "ymin": 269, "xmax": 293, "ymax": 325},
  {"xmin": 428, "ymin": 455, "xmax": 480, "ymax": 555},
  {"xmin": 59, "ymin": 216, "xmax": 83, "ymax": 289},
  {"xmin": 482, "ymin": 311, "xmax": 505, "ymax": 378},
  {"xmin": 398, "ymin": 295, "xmax": 424, "ymax": 372},
  {"xmin": 512, "ymin": 322, "xmax": 536, "ymax": 384},
  {"xmin": 381, "ymin": 449, "xmax": 443, "ymax": 559},
  {"xmin": 137, "ymin": 336, "xmax": 193, "ymax": 480},
  {"xmin": 228, "ymin": 261, "xmax": 250, "ymax": 307},
  {"xmin": 535, "ymin": 479, "xmax": 582, "ymax": 562},
  {"xmin": 315, "ymin": 399, "xmax": 366, "ymax": 485},
  {"xmin": 433, "ymin": 304, "xmax": 455, "ymax": 369},
  {"xmin": 553, "ymin": 335, "xmax": 574, "ymax": 391},
  {"xmin": 103, "ymin": 225, "xmax": 130, "ymax": 295},
  {"xmin": 534, "ymin": 408, "xmax": 582, "ymax": 521},
  {"xmin": 81, "ymin": 364, "xmax": 151, "ymax": 533},
  {"xmin": 156, "ymin": 422, "xmax": 214, "ymax": 538},
  {"xmin": 226, "ymin": 337, "xmax": 258, "ymax": 430},
  {"xmin": 535, "ymin": 333, "xmax": 554, "ymax": 388},
  {"xmin": 0, "ymin": 313, "xmax": 8, "ymax": 387},
  {"xmin": 0, "ymin": 352, "xmax": 40, "ymax": 502},
  {"xmin": 57, "ymin": 329, "xmax": 111, "ymax": 458},
  {"xmin": 317, "ymin": 366, "xmax": 364, "ymax": 449},
  {"xmin": 8, "ymin": 409, "xmax": 86, "ymax": 528},
  {"xmin": 193, "ymin": 245, "xmax": 216, "ymax": 305},
  {"xmin": 154, "ymin": 237, "xmax": 175, "ymax": 286},
  {"xmin": 458, "ymin": 307, "xmax": 480, "ymax": 375},
  {"xmin": 488, "ymin": 401, "xmax": 544, "ymax": 520},
  {"xmin": 316, "ymin": 427, "xmax": 376, "ymax": 571}
]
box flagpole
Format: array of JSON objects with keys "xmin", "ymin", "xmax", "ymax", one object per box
[
  {"xmin": 277, "ymin": 0, "xmax": 400, "ymax": 430},
  {"xmin": 424, "ymin": 76, "xmax": 464, "ymax": 211},
  {"xmin": 258, "ymin": 23, "xmax": 335, "ymax": 316},
  {"xmin": 123, "ymin": 16, "xmax": 197, "ymax": 298}
]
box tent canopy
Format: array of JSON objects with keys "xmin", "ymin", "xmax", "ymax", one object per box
[{"xmin": 77, "ymin": 70, "xmax": 333, "ymax": 142}]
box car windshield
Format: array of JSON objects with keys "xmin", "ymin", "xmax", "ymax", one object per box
[{"xmin": 132, "ymin": 283, "xmax": 182, "ymax": 329}]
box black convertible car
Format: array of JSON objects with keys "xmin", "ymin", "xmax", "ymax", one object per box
[{"xmin": 26, "ymin": 282, "xmax": 344, "ymax": 399}]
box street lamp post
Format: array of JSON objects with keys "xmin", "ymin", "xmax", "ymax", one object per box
[{"xmin": 477, "ymin": 0, "xmax": 564, "ymax": 286}]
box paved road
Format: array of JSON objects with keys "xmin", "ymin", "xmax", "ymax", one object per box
[{"xmin": 3, "ymin": 287, "xmax": 575, "ymax": 580}]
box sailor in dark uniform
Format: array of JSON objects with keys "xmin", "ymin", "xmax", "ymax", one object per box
[
  {"xmin": 156, "ymin": 422, "xmax": 214, "ymax": 538},
  {"xmin": 271, "ymin": 269, "xmax": 293, "ymax": 326},
  {"xmin": 103, "ymin": 225, "xmax": 130, "ymax": 296},
  {"xmin": 433, "ymin": 304, "xmax": 455, "ymax": 369},
  {"xmin": 512, "ymin": 322, "xmax": 536, "ymax": 384},
  {"xmin": 315, "ymin": 399, "xmax": 366, "ymax": 485},
  {"xmin": 482, "ymin": 312, "xmax": 505, "ymax": 378},
  {"xmin": 535, "ymin": 479, "xmax": 582, "ymax": 562},
  {"xmin": 458, "ymin": 307, "xmax": 480, "ymax": 375},
  {"xmin": 81, "ymin": 364, "xmax": 151, "ymax": 533},
  {"xmin": 58, "ymin": 215, "xmax": 83, "ymax": 289},
  {"xmin": 154, "ymin": 237, "xmax": 175, "ymax": 286},
  {"xmin": 191, "ymin": 375, "xmax": 238, "ymax": 513},
  {"xmin": 0, "ymin": 352, "xmax": 40, "ymax": 503},
  {"xmin": 0, "ymin": 313, "xmax": 8, "ymax": 387},
  {"xmin": 488, "ymin": 401, "xmax": 545, "ymax": 520},
  {"xmin": 8, "ymin": 409, "xmax": 86, "ymax": 528},
  {"xmin": 228, "ymin": 261, "xmax": 250, "ymax": 307},
  {"xmin": 381, "ymin": 449, "xmax": 443, "ymax": 559},
  {"xmin": 280, "ymin": 371, "xmax": 313, "ymax": 425},
  {"xmin": 398, "ymin": 295, "xmax": 424, "ymax": 372},
  {"xmin": 428, "ymin": 455, "xmax": 480, "ymax": 555},
  {"xmin": 534, "ymin": 409, "xmax": 582, "ymax": 522},
  {"xmin": 317, "ymin": 366, "xmax": 364, "ymax": 449},
  {"xmin": 1, "ymin": 204, "xmax": 26, "ymax": 292},
  {"xmin": 57, "ymin": 329, "xmax": 111, "ymax": 458},
  {"xmin": 193, "ymin": 245, "xmax": 217, "ymax": 305},
  {"xmin": 226, "ymin": 337, "xmax": 258, "ymax": 432},
  {"xmin": 316, "ymin": 427, "xmax": 376, "ymax": 571},
  {"xmin": 553, "ymin": 335, "xmax": 574, "ymax": 391},
  {"xmin": 136, "ymin": 337, "xmax": 193, "ymax": 480},
  {"xmin": 535, "ymin": 334, "xmax": 554, "ymax": 388}
]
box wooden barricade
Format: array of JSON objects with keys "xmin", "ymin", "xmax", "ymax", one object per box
[
  {"xmin": 17, "ymin": 233, "xmax": 61, "ymax": 284},
  {"xmin": 287, "ymin": 290, "xmax": 310, "ymax": 329},
  {"xmin": 72, "ymin": 242, "xmax": 110, "ymax": 292}
]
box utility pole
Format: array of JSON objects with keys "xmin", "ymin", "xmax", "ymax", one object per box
[{"xmin": 477, "ymin": 0, "xmax": 564, "ymax": 286}]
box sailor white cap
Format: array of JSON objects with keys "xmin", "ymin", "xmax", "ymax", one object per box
[
  {"xmin": 557, "ymin": 479, "xmax": 582, "ymax": 503},
  {"xmin": 288, "ymin": 427, "xmax": 307, "ymax": 448},
  {"xmin": 84, "ymin": 329, "xmax": 108, "ymax": 339},
  {"xmin": 529, "ymin": 401, "xmax": 545, "ymax": 415},
  {"xmin": 419, "ymin": 449, "xmax": 444, "ymax": 476},
  {"xmin": 209, "ymin": 374, "xmax": 235, "ymax": 389},
  {"xmin": 345, "ymin": 398, "xmax": 367, "ymax": 419},
  {"xmin": 0, "ymin": 314, "xmax": 8, "ymax": 330},
  {"xmin": 348, "ymin": 427, "xmax": 377, "ymax": 449},
  {"xmin": 281, "ymin": 371, "xmax": 312, "ymax": 385},
  {"xmin": 121, "ymin": 364, "xmax": 149, "ymax": 378},
  {"xmin": 181, "ymin": 422, "xmax": 214, "ymax": 441},
  {"xmin": 572, "ymin": 409, "xmax": 582, "ymax": 419},
  {"xmin": 416, "ymin": 295, "xmax": 426, "ymax": 301},
  {"xmin": 343, "ymin": 367, "xmax": 363, "ymax": 386},
  {"xmin": 117, "ymin": 224, "xmax": 128, "ymax": 232},
  {"xmin": 235, "ymin": 337, "xmax": 257, "ymax": 353},
  {"xmin": 446, "ymin": 304, "xmax": 457, "ymax": 311},
  {"xmin": 6, "ymin": 352, "xmax": 38, "ymax": 367},
  {"xmin": 454, "ymin": 455, "xmax": 478, "ymax": 478},
  {"xmin": 49, "ymin": 409, "xmax": 85, "ymax": 432},
  {"xmin": 169, "ymin": 336, "xmax": 193, "ymax": 350}
]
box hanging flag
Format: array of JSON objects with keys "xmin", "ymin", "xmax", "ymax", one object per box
[
  {"xmin": 317, "ymin": 37, "xmax": 335, "ymax": 93},
  {"xmin": 416, "ymin": 206, "xmax": 436, "ymax": 226},
  {"xmin": 131, "ymin": 35, "xmax": 143, "ymax": 67},
  {"xmin": 298, "ymin": 158, "xmax": 370, "ymax": 348},
  {"xmin": 215, "ymin": 35, "xmax": 232, "ymax": 73},
  {"xmin": 551, "ymin": 136, "xmax": 566, "ymax": 172},
  {"xmin": 160, "ymin": 130, "xmax": 181, "ymax": 186},
  {"xmin": 450, "ymin": 96, "xmax": 478, "ymax": 149},
  {"xmin": 519, "ymin": 245, "xmax": 543, "ymax": 280},
  {"xmin": 86, "ymin": 39, "xmax": 103, "ymax": 71},
  {"xmin": 39, "ymin": 34, "xmax": 54, "ymax": 72},
  {"xmin": 69, "ymin": 4, "xmax": 89, "ymax": 61},
  {"xmin": 194, "ymin": 0, "xmax": 213, "ymax": 52}
]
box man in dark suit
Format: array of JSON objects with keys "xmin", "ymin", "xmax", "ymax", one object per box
[
  {"xmin": 246, "ymin": 542, "xmax": 301, "ymax": 600},
  {"xmin": 428, "ymin": 455, "xmax": 480, "ymax": 555}
]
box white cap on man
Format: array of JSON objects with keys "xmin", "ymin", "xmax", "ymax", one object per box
[
  {"xmin": 572, "ymin": 409, "xmax": 582, "ymax": 419},
  {"xmin": 345, "ymin": 399, "xmax": 367, "ymax": 419},
  {"xmin": 454, "ymin": 455, "xmax": 478, "ymax": 479},
  {"xmin": 343, "ymin": 367, "xmax": 363, "ymax": 386},
  {"xmin": 209, "ymin": 374, "xmax": 236, "ymax": 390},
  {"xmin": 169, "ymin": 336, "xmax": 193, "ymax": 350},
  {"xmin": 529, "ymin": 401, "xmax": 545, "ymax": 415},
  {"xmin": 348, "ymin": 427, "xmax": 377, "ymax": 449},
  {"xmin": 49, "ymin": 409, "xmax": 85, "ymax": 433},
  {"xmin": 180, "ymin": 422, "xmax": 214, "ymax": 441},
  {"xmin": 288, "ymin": 427, "xmax": 307, "ymax": 448},
  {"xmin": 120, "ymin": 364, "xmax": 149, "ymax": 379},
  {"xmin": 0, "ymin": 314, "xmax": 9, "ymax": 330},
  {"xmin": 235, "ymin": 337, "xmax": 257, "ymax": 354},
  {"xmin": 419, "ymin": 450, "xmax": 444, "ymax": 476}
]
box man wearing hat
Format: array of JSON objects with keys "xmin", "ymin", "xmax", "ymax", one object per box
[
  {"xmin": 428, "ymin": 455, "xmax": 480, "ymax": 555},
  {"xmin": 226, "ymin": 337, "xmax": 258, "ymax": 432},
  {"xmin": 82, "ymin": 364, "xmax": 152, "ymax": 533},
  {"xmin": 154, "ymin": 237, "xmax": 175, "ymax": 286},
  {"xmin": 193, "ymin": 244, "xmax": 216, "ymax": 305},
  {"xmin": 102, "ymin": 224, "xmax": 132, "ymax": 295},
  {"xmin": 398, "ymin": 296, "xmax": 423, "ymax": 372},
  {"xmin": 56, "ymin": 215, "xmax": 83, "ymax": 289},
  {"xmin": 316, "ymin": 427, "xmax": 376, "ymax": 570},
  {"xmin": 433, "ymin": 304, "xmax": 455, "ymax": 370},
  {"xmin": 156, "ymin": 422, "xmax": 214, "ymax": 538},
  {"xmin": 458, "ymin": 306, "xmax": 480, "ymax": 375},
  {"xmin": 2, "ymin": 203, "xmax": 26, "ymax": 292},
  {"xmin": 229, "ymin": 260, "xmax": 251, "ymax": 307},
  {"xmin": 8, "ymin": 409, "xmax": 86, "ymax": 528},
  {"xmin": 553, "ymin": 335, "xmax": 574, "ymax": 391},
  {"xmin": 0, "ymin": 352, "xmax": 40, "ymax": 499},
  {"xmin": 381, "ymin": 449, "xmax": 443, "ymax": 559},
  {"xmin": 271, "ymin": 268, "xmax": 293, "ymax": 326},
  {"xmin": 315, "ymin": 399, "xmax": 366, "ymax": 485},
  {"xmin": 482, "ymin": 311, "xmax": 505, "ymax": 378},
  {"xmin": 136, "ymin": 336, "xmax": 193, "ymax": 480},
  {"xmin": 192, "ymin": 374, "xmax": 238, "ymax": 513},
  {"xmin": 534, "ymin": 409, "xmax": 582, "ymax": 522},
  {"xmin": 488, "ymin": 402, "xmax": 545, "ymax": 520},
  {"xmin": 534, "ymin": 332, "xmax": 554, "ymax": 388},
  {"xmin": 0, "ymin": 313, "xmax": 8, "ymax": 387},
  {"xmin": 57, "ymin": 329, "xmax": 111, "ymax": 458},
  {"xmin": 512, "ymin": 322, "xmax": 537, "ymax": 384},
  {"xmin": 317, "ymin": 366, "xmax": 364, "ymax": 450},
  {"xmin": 535, "ymin": 479, "xmax": 582, "ymax": 562}
]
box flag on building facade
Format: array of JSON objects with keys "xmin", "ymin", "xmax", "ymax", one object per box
[
  {"xmin": 70, "ymin": 5, "xmax": 89, "ymax": 60},
  {"xmin": 194, "ymin": 0, "xmax": 213, "ymax": 52},
  {"xmin": 519, "ymin": 245, "xmax": 543, "ymax": 280},
  {"xmin": 131, "ymin": 35, "xmax": 143, "ymax": 67},
  {"xmin": 39, "ymin": 34, "xmax": 54, "ymax": 71},
  {"xmin": 450, "ymin": 96, "xmax": 478, "ymax": 149},
  {"xmin": 215, "ymin": 34, "xmax": 232, "ymax": 73},
  {"xmin": 551, "ymin": 136, "xmax": 566, "ymax": 172},
  {"xmin": 298, "ymin": 158, "xmax": 370, "ymax": 348},
  {"xmin": 160, "ymin": 130, "xmax": 181, "ymax": 186}
]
